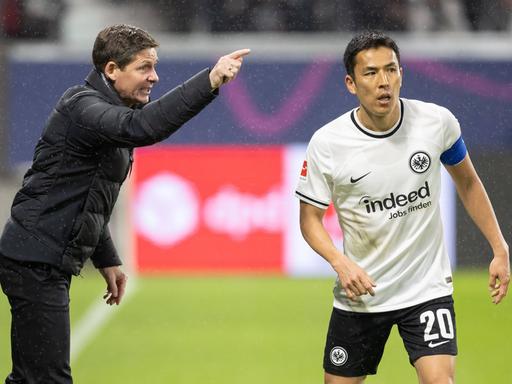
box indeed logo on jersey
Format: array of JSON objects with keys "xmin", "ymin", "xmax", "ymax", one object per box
[{"xmin": 359, "ymin": 181, "xmax": 432, "ymax": 219}]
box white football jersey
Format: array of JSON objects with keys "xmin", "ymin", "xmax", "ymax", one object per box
[{"xmin": 296, "ymin": 98, "xmax": 466, "ymax": 312}]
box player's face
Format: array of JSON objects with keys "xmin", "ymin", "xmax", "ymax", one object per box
[
  {"xmin": 106, "ymin": 48, "xmax": 159, "ymax": 107},
  {"xmin": 345, "ymin": 46, "xmax": 402, "ymax": 126}
]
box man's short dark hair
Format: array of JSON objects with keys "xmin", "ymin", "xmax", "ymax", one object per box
[
  {"xmin": 92, "ymin": 24, "xmax": 159, "ymax": 72},
  {"xmin": 343, "ymin": 31, "xmax": 400, "ymax": 79}
]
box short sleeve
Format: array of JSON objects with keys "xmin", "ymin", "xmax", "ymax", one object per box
[
  {"xmin": 439, "ymin": 107, "xmax": 467, "ymax": 165},
  {"xmin": 295, "ymin": 133, "xmax": 332, "ymax": 209}
]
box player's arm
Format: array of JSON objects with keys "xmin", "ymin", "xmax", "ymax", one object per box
[
  {"xmin": 445, "ymin": 154, "xmax": 510, "ymax": 304},
  {"xmin": 299, "ymin": 201, "xmax": 376, "ymax": 300}
]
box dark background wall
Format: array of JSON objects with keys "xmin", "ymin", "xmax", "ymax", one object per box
[
  {"xmin": 456, "ymin": 153, "xmax": 511, "ymax": 268},
  {"xmin": 7, "ymin": 58, "xmax": 512, "ymax": 163}
]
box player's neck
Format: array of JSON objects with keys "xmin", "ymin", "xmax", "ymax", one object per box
[{"xmin": 357, "ymin": 103, "xmax": 400, "ymax": 133}]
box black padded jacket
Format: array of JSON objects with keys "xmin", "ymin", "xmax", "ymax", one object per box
[{"xmin": 0, "ymin": 67, "xmax": 217, "ymax": 275}]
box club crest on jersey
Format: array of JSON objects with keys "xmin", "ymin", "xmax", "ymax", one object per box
[
  {"xmin": 330, "ymin": 346, "xmax": 348, "ymax": 366},
  {"xmin": 409, "ymin": 151, "xmax": 431, "ymax": 174},
  {"xmin": 300, "ymin": 160, "xmax": 308, "ymax": 180}
]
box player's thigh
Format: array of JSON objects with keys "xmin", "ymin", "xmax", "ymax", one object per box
[
  {"xmin": 414, "ymin": 354, "xmax": 455, "ymax": 384},
  {"xmin": 397, "ymin": 295, "xmax": 457, "ymax": 365},
  {"xmin": 325, "ymin": 372, "xmax": 366, "ymax": 384}
]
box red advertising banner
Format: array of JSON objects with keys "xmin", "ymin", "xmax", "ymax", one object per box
[
  {"xmin": 131, "ymin": 145, "xmax": 454, "ymax": 275},
  {"xmin": 132, "ymin": 146, "xmax": 285, "ymax": 273}
]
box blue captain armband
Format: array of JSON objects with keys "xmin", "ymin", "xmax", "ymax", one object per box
[{"xmin": 440, "ymin": 136, "xmax": 467, "ymax": 165}]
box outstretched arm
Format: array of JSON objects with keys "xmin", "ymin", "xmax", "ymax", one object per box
[
  {"xmin": 445, "ymin": 154, "xmax": 510, "ymax": 304},
  {"xmin": 70, "ymin": 48, "xmax": 250, "ymax": 148},
  {"xmin": 299, "ymin": 201, "xmax": 376, "ymax": 300}
]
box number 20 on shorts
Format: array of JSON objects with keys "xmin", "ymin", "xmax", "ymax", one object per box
[{"xmin": 420, "ymin": 309, "xmax": 454, "ymax": 346}]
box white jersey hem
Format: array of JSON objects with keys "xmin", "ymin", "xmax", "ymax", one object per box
[{"xmin": 332, "ymin": 288, "xmax": 454, "ymax": 313}]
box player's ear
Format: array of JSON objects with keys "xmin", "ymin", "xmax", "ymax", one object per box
[
  {"xmin": 104, "ymin": 61, "xmax": 120, "ymax": 82},
  {"xmin": 345, "ymin": 74, "xmax": 357, "ymax": 95}
]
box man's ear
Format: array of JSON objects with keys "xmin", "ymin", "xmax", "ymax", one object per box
[
  {"xmin": 345, "ymin": 74, "xmax": 357, "ymax": 95},
  {"xmin": 103, "ymin": 61, "xmax": 119, "ymax": 82}
]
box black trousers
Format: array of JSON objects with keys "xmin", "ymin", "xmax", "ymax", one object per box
[{"xmin": 0, "ymin": 256, "xmax": 73, "ymax": 384}]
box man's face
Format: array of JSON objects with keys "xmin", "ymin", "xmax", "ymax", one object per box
[
  {"xmin": 345, "ymin": 46, "xmax": 402, "ymax": 120},
  {"xmin": 106, "ymin": 47, "xmax": 159, "ymax": 106}
]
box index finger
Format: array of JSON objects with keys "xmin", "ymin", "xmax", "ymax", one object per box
[
  {"xmin": 497, "ymin": 278, "xmax": 509, "ymax": 303},
  {"xmin": 227, "ymin": 48, "xmax": 251, "ymax": 59},
  {"xmin": 366, "ymin": 284, "xmax": 376, "ymax": 296},
  {"xmin": 488, "ymin": 273, "xmax": 497, "ymax": 290},
  {"xmin": 107, "ymin": 278, "xmax": 118, "ymax": 298}
]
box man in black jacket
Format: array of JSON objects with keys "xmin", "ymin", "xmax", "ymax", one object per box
[{"xmin": 0, "ymin": 24, "xmax": 250, "ymax": 384}]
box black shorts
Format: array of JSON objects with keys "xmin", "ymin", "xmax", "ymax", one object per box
[{"xmin": 323, "ymin": 295, "xmax": 457, "ymax": 377}]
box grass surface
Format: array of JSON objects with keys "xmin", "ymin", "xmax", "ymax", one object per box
[{"xmin": 0, "ymin": 269, "xmax": 511, "ymax": 383}]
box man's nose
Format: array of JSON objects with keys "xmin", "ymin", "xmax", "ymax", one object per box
[
  {"xmin": 377, "ymin": 70, "xmax": 389, "ymax": 87},
  {"xmin": 148, "ymin": 69, "xmax": 159, "ymax": 83}
]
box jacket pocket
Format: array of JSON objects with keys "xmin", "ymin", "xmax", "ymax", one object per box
[{"xmin": 61, "ymin": 213, "xmax": 104, "ymax": 274}]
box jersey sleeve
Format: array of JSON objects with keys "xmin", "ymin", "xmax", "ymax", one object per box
[
  {"xmin": 295, "ymin": 133, "xmax": 332, "ymax": 209},
  {"xmin": 439, "ymin": 106, "xmax": 467, "ymax": 166}
]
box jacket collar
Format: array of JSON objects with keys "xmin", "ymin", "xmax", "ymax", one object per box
[
  {"xmin": 84, "ymin": 68, "xmax": 146, "ymax": 109},
  {"xmin": 84, "ymin": 68, "xmax": 125, "ymax": 106}
]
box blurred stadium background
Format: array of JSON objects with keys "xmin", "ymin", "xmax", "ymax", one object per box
[{"xmin": 0, "ymin": 0, "xmax": 511, "ymax": 383}]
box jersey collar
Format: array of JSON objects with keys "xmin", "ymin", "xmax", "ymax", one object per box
[{"xmin": 350, "ymin": 99, "xmax": 404, "ymax": 139}]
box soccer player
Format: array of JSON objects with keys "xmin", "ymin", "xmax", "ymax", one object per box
[
  {"xmin": 0, "ymin": 24, "xmax": 249, "ymax": 383},
  {"xmin": 296, "ymin": 31, "xmax": 509, "ymax": 384}
]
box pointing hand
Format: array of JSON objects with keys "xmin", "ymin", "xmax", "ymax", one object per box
[{"xmin": 209, "ymin": 48, "xmax": 251, "ymax": 89}]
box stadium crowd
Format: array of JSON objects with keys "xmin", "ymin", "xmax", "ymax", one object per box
[{"xmin": 1, "ymin": 0, "xmax": 511, "ymax": 39}]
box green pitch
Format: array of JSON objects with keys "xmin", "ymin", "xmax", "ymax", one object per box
[{"xmin": 0, "ymin": 270, "xmax": 510, "ymax": 383}]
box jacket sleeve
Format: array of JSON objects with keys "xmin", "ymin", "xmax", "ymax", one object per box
[
  {"xmin": 68, "ymin": 68, "xmax": 217, "ymax": 147},
  {"xmin": 90, "ymin": 226, "xmax": 122, "ymax": 269}
]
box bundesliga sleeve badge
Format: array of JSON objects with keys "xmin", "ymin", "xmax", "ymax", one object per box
[{"xmin": 300, "ymin": 160, "xmax": 308, "ymax": 180}]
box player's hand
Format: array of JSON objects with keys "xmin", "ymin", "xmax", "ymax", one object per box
[
  {"xmin": 334, "ymin": 255, "xmax": 376, "ymax": 301},
  {"xmin": 209, "ymin": 48, "xmax": 251, "ymax": 89},
  {"xmin": 488, "ymin": 247, "xmax": 510, "ymax": 304},
  {"xmin": 99, "ymin": 266, "xmax": 128, "ymax": 306}
]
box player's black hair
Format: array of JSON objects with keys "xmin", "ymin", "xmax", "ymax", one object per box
[
  {"xmin": 92, "ymin": 24, "xmax": 159, "ymax": 72},
  {"xmin": 343, "ymin": 31, "xmax": 400, "ymax": 79}
]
